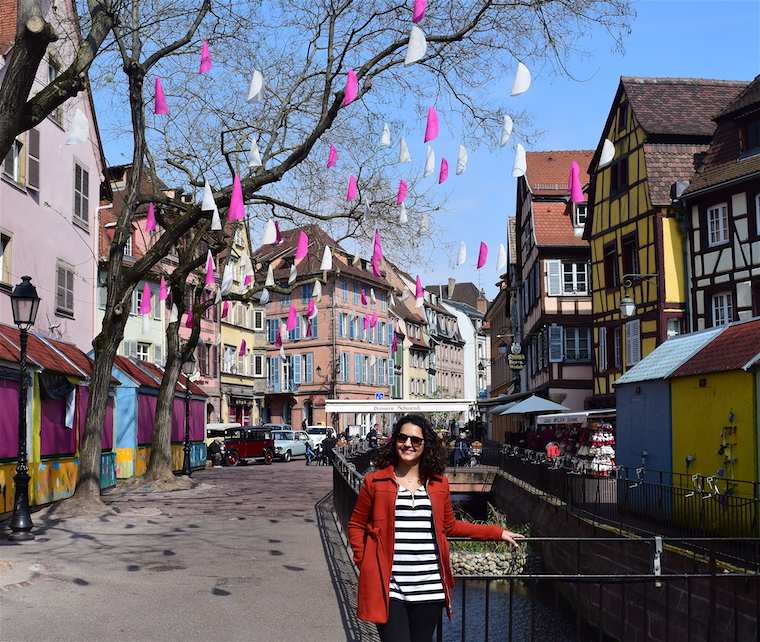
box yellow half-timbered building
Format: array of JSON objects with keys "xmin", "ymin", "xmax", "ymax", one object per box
[{"xmin": 584, "ymin": 77, "xmax": 747, "ymax": 406}]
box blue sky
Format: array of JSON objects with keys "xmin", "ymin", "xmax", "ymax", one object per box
[{"xmin": 431, "ymin": 0, "xmax": 760, "ymax": 298}]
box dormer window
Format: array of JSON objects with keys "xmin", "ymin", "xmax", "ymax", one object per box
[
  {"xmin": 741, "ymin": 118, "xmax": 760, "ymax": 157},
  {"xmin": 573, "ymin": 203, "xmax": 588, "ymax": 228}
]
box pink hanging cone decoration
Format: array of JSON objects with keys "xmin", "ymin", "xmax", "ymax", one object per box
[
  {"xmin": 307, "ymin": 299, "xmax": 316, "ymax": 318},
  {"xmin": 305, "ymin": 319, "xmax": 313, "ymax": 338},
  {"xmin": 286, "ymin": 304, "xmax": 298, "ymax": 331},
  {"xmin": 476, "ymin": 241, "xmax": 488, "ymax": 269},
  {"xmin": 371, "ymin": 229, "xmax": 384, "ymax": 277},
  {"xmin": 184, "ymin": 309, "xmax": 193, "ymax": 329},
  {"xmin": 415, "ymin": 275, "xmax": 424, "ymax": 299},
  {"xmin": 369, "ymin": 313, "xmax": 378, "ymax": 328},
  {"xmin": 228, "ymin": 174, "xmax": 245, "ymax": 222},
  {"xmin": 327, "ymin": 144, "xmax": 338, "ymax": 168},
  {"xmin": 199, "ymin": 41, "xmax": 212, "ymax": 74},
  {"xmin": 221, "ymin": 300, "xmax": 229, "ymax": 319},
  {"xmin": 238, "ymin": 339, "xmax": 247, "ymax": 356},
  {"xmin": 568, "ymin": 161, "xmax": 584, "ymax": 204},
  {"xmin": 139, "ymin": 282, "xmax": 152, "ymax": 316},
  {"xmin": 438, "ymin": 158, "xmax": 449, "ymax": 184},
  {"xmin": 294, "ymin": 230, "xmax": 309, "ymax": 265},
  {"xmin": 396, "ymin": 180, "xmax": 408, "ymax": 205},
  {"xmin": 346, "ymin": 175, "xmax": 358, "ymax": 201},
  {"xmin": 363, "ymin": 315, "xmax": 369, "ymax": 330},
  {"xmin": 204, "ymin": 250, "xmax": 216, "ymax": 289},
  {"xmin": 274, "ymin": 221, "xmax": 283, "ymax": 244},
  {"xmin": 342, "ymin": 69, "xmax": 358, "ymax": 107},
  {"xmin": 361, "ymin": 288, "xmax": 368, "ymax": 305},
  {"xmin": 154, "ymin": 77, "xmax": 169, "ymax": 115},
  {"xmin": 412, "ymin": 0, "xmax": 426, "ymax": 23},
  {"xmin": 145, "ymin": 203, "xmax": 157, "ymax": 232},
  {"xmin": 391, "ymin": 333, "xmax": 398, "ymax": 353},
  {"xmin": 159, "ymin": 276, "xmax": 168, "ymax": 302},
  {"xmin": 243, "ymin": 274, "xmax": 253, "ymax": 287},
  {"xmin": 274, "ymin": 325, "xmax": 283, "ymax": 348},
  {"xmin": 424, "ymin": 106, "xmax": 439, "ymax": 143}
]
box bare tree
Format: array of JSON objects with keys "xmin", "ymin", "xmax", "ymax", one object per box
[{"xmin": 66, "ymin": 0, "xmax": 631, "ymax": 510}]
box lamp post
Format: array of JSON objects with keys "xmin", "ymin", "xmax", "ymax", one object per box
[
  {"xmin": 181, "ymin": 352, "xmax": 196, "ymax": 477},
  {"xmin": 8, "ymin": 276, "xmax": 40, "ymax": 541}
]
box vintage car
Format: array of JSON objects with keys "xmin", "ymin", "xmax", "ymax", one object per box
[
  {"xmin": 223, "ymin": 426, "xmax": 274, "ymax": 466},
  {"xmin": 270, "ymin": 428, "xmax": 309, "ymax": 462}
]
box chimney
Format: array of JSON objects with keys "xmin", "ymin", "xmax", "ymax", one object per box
[{"xmin": 476, "ymin": 288, "xmax": 487, "ymax": 313}]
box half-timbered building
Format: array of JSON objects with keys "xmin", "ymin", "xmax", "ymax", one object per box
[
  {"xmin": 584, "ymin": 77, "xmax": 747, "ymax": 407},
  {"xmin": 515, "ymin": 150, "xmax": 595, "ymax": 411},
  {"xmin": 681, "ymin": 74, "xmax": 760, "ymax": 329}
]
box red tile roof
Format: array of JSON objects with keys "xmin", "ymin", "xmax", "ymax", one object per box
[
  {"xmin": 113, "ymin": 356, "xmax": 206, "ymax": 396},
  {"xmin": 621, "ymin": 77, "xmax": 748, "ymax": 138},
  {"xmin": 0, "ymin": 325, "xmax": 92, "ymax": 379},
  {"xmin": 672, "ymin": 319, "xmax": 760, "ymax": 377},
  {"xmin": 717, "ymin": 73, "xmax": 760, "ymax": 119},
  {"xmin": 526, "ymin": 151, "xmax": 594, "ymax": 196},
  {"xmin": 533, "ymin": 202, "xmax": 587, "ymax": 247},
  {"xmin": 643, "ymin": 143, "xmax": 709, "ymax": 205}
]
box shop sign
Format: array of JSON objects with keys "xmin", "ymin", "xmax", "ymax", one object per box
[{"xmin": 508, "ymin": 342, "xmax": 525, "ymax": 370}]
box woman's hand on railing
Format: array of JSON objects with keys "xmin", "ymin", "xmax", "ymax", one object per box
[{"xmin": 500, "ymin": 530, "xmax": 526, "ymax": 548}]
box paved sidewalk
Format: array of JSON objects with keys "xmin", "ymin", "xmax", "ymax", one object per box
[{"xmin": 0, "ymin": 463, "xmax": 353, "ymax": 642}]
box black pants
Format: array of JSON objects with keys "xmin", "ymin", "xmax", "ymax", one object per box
[{"xmin": 376, "ymin": 599, "xmax": 442, "ymax": 642}]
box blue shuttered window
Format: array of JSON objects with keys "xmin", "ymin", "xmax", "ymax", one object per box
[
  {"xmin": 305, "ymin": 353, "xmax": 313, "ymax": 383},
  {"xmin": 355, "ymin": 354, "xmax": 362, "ymax": 384},
  {"xmin": 268, "ymin": 357, "xmax": 280, "ymax": 391},
  {"xmin": 292, "ymin": 354, "xmax": 302, "ymax": 384},
  {"xmin": 302, "ymin": 283, "xmax": 313, "ymax": 302},
  {"xmin": 353, "ymin": 282, "xmax": 359, "ymax": 305}
]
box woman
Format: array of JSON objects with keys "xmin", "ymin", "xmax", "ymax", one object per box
[{"xmin": 347, "ymin": 414, "xmax": 523, "ymax": 642}]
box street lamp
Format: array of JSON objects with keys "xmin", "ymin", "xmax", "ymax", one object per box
[
  {"xmin": 8, "ymin": 276, "xmax": 40, "ymax": 541},
  {"xmin": 620, "ymin": 296, "xmax": 636, "ymax": 318},
  {"xmin": 181, "ymin": 352, "xmax": 196, "ymax": 477}
]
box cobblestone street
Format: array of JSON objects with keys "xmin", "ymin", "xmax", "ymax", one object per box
[{"xmin": 0, "ymin": 463, "xmax": 358, "ymax": 642}]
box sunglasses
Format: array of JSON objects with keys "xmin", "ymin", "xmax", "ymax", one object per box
[{"xmin": 396, "ymin": 433, "xmax": 424, "ymax": 448}]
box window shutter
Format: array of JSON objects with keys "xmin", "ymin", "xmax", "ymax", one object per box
[
  {"xmin": 305, "ymin": 353, "xmax": 313, "ymax": 383},
  {"xmin": 154, "ymin": 344, "xmax": 163, "ymax": 366},
  {"xmin": 546, "ymin": 260, "xmax": 561, "ymax": 296},
  {"xmin": 626, "ymin": 319, "xmax": 641, "ymax": 366},
  {"xmin": 355, "ymin": 354, "xmax": 362, "ymax": 384},
  {"xmin": 312, "ymin": 313, "xmax": 318, "ymax": 338},
  {"xmin": 549, "ymin": 325, "xmax": 564, "ymax": 362},
  {"xmin": 27, "ymin": 129, "xmax": 40, "ymax": 190},
  {"xmin": 599, "ymin": 327, "xmax": 607, "ymax": 371}
]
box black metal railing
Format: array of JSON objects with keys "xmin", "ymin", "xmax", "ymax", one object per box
[
  {"xmin": 495, "ymin": 445, "xmax": 760, "ymax": 539},
  {"xmin": 332, "ymin": 449, "xmax": 760, "ymax": 642}
]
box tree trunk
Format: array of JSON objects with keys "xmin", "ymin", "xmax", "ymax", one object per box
[
  {"xmin": 66, "ymin": 309, "xmax": 127, "ymax": 510},
  {"xmin": 145, "ymin": 319, "xmax": 183, "ymax": 481}
]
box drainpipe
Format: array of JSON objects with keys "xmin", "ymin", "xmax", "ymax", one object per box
[{"xmin": 678, "ymin": 202, "xmax": 693, "ymax": 334}]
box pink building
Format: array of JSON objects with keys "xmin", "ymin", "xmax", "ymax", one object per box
[
  {"xmin": 253, "ymin": 225, "xmax": 393, "ymax": 432},
  {"xmin": 0, "ymin": 0, "xmax": 106, "ymax": 351}
]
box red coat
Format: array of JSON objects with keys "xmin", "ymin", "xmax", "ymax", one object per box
[{"xmin": 347, "ymin": 465, "xmax": 504, "ymax": 624}]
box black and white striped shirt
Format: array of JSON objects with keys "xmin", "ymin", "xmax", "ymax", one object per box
[{"xmin": 388, "ymin": 486, "xmax": 445, "ymax": 603}]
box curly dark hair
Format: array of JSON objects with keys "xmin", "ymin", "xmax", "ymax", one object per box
[{"xmin": 373, "ymin": 414, "xmax": 447, "ymax": 481}]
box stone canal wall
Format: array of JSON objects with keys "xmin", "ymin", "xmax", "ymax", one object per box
[{"xmin": 490, "ymin": 470, "xmax": 759, "ymax": 642}]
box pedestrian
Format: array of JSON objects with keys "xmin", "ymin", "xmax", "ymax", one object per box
[
  {"xmin": 207, "ymin": 438, "xmax": 224, "ymax": 467},
  {"xmin": 302, "ymin": 417, "xmax": 308, "ymax": 431},
  {"xmin": 305, "ymin": 440, "xmax": 315, "ymax": 465},
  {"xmin": 366, "ymin": 424, "xmax": 379, "ymax": 449},
  {"xmin": 322, "ymin": 430, "xmax": 337, "ymax": 465},
  {"xmin": 347, "ymin": 414, "xmax": 523, "ymax": 641}
]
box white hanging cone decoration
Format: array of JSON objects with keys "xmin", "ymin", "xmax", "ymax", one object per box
[
  {"xmin": 456, "ymin": 145, "xmax": 468, "ymax": 175},
  {"xmin": 404, "ymin": 25, "xmax": 427, "ymax": 66},
  {"xmin": 66, "ymin": 109, "xmax": 89, "ymax": 145},
  {"xmin": 309, "ymin": 302, "xmax": 318, "ymax": 320},
  {"xmin": 390, "ymin": 293, "xmax": 396, "ymax": 307},
  {"xmin": 248, "ymin": 137, "xmax": 263, "ymax": 168},
  {"xmin": 369, "ymin": 355, "xmax": 376, "ymax": 367},
  {"xmin": 381, "ymin": 123, "xmax": 391, "ymax": 148},
  {"xmin": 265, "ymin": 264, "xmax": 275, "ymax": 287},
  {"xmin": 351, "ymin": 253, "xmax": 361, "ymax": 266},
  {"xmin": 497, "ymin": 243, "xmax": 508, "ymax": 271},
  {"xmin": 169, "ymin": 304, "xmax": 179, "ymax": 323},
  {"xmin": 457, "ymin": 241, "xmax": 467, "ymax": 266},
  {"xmin": 320, "ymin": 246, "xmax": 333, "ymax": 271},
  {"xmin": 370, "ymin": 288, "xmax": 376, "ymax": 304},
  {"xmin": 512, "ymin": 143, "xmax": 527, "ymax": 178},
  {"xmin": 280, "ymin": 322, "xmax": 288, "ymax": 341},
  {"xmin": 399, "ymin": 203, "xmax": 408, "ymax": 224},
  {"xmin": 288, "ymin": 264, "xmax": 297, "ymax": 284},
  {"xmin": 500, "ymin": 115, "xmax": 513, "ymax": 147},
  {"xmin": 247, "ymin": 69, "xmax": 264, "ymax": 102},
  {"xmin": 221, "ymin": 263, "xmax": 234, "ymax": 295},
  {"xmin": 313, "ymin": 280, "xmax": 322, "ymax": 301},
  {"xmin": 279, "ymin": 345, "xmax": 286, "ymax": 360},
  {"xmin": 262, "ymin": 219, "xmax": 277, "ymax": 245},
  {"xmin": 202, "ymin": 180, "xmax": 221, "ymax": 230},
  {"xmin": 424, "ymin": 145, "xmax": 435, "ymax": 177},
  {"xmin": 214, "ymin": 288, "xmax": 222, "ymax": 304},
  {"xmin": 259, "ymin": 288, "xmax": 270, "ymax": 305},
  {"xmin": 511, "ymin": 62, "xmax": 531, "ymax": 96},
  {"xmin": 399, "ymin": 137, "xmax": 411, "ymax": 163},
  {"xmin": 599, "ymin": 139, "xmax": 616, "ymax": 169}
]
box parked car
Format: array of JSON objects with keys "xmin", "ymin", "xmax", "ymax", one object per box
[
  {"xmin": 223, "ymin": 427, "xmax": 274, "ymax": 466},
  {"xmin": 271, "ymin": 429, "xmax": 309, "ymax": 462},
  {"xmin": 305, "ymin": 426, "xmax": 334, "ymax": 448},
  {"xmin": 205, "ymin": 422, "xmax": 240, "ymax": 447}
]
